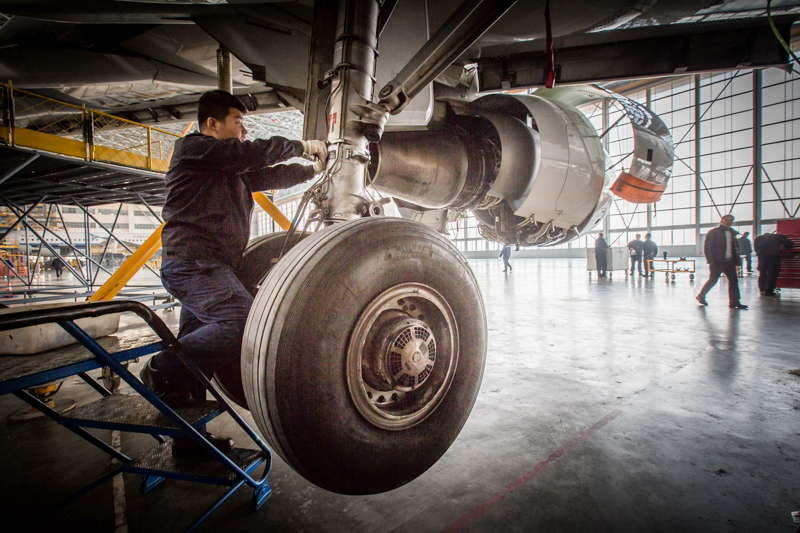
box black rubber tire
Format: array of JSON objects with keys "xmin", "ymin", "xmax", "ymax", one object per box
[
  {"xmin": 213, "ymin": 231, "xmax": 303, "ymax": 408},
  {"xmin": 238, "ymin": 232, "xmax": 301, "ymax": 297},
  {"xmin": 242, "ymin": 217, "xmax": 487, "ymax": 495}
]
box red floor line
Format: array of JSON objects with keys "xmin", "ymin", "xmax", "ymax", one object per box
[{"xmin": 441, "ymin": 409, "xmax": 623, "ymax": 533}]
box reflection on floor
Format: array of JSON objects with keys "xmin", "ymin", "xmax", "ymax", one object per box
[{"xmin": 1, "ymin": 257, "xmax": 798, "ymax": 533}]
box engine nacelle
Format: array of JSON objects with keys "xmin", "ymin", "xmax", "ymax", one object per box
[{"xmin": 368, "ymin": 87, "xmax": 673, "ymax": 246}]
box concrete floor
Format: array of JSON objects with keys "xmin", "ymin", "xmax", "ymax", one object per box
[{"xmin": 1, "ymin": 257, "xmax": 799, "ymax": 532}]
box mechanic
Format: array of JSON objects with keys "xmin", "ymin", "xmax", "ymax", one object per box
[{"xmin": 140, "ymin": 90, "xmax": 327, "ymax": 455}]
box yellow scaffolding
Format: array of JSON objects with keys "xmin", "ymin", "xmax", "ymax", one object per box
[
  {"xmin": 0, "ymin": 81, "xmax": 294, "ymax": 301},
  {"xmin": 0, "ymin": 81, "xmax": 181, "ymax": 173}
]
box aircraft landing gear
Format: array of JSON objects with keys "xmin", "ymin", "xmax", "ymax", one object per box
[{"xmin": 241, "ymin": 217, "xmax": 487, "ymax": 494}]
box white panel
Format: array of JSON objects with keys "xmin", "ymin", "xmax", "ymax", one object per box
[
  {"xmin": 550, "ymin": 100, "xmax": 607, "ymax": 228},
  {"xmin": 511, "ymin": 95, "xmax": 600, "ymax": 229},
  {"xmin": 376, "ymin": 0, "xmax": 433, "ymax": 128}
]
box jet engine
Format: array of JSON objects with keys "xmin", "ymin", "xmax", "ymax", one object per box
[{"xmin": 369, "ymin": 87, "xmax": 673, "ymax": 246}]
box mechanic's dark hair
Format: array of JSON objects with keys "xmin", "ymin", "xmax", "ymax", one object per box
[{"xmin": 197, "ymin": 90, "xmax": 246, "ymax": 131}]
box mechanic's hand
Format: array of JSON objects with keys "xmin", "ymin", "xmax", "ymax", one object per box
[
  {"xmin": 301, "ymin": 139, "xmax": 328, "ymax": 162},
  {"xmin": 312, "ymin": 157, "xmax": 327, "ymax": 174}
]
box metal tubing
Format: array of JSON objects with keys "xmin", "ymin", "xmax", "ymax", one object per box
[
  {"xmin": 57, "ymin": 320, "xmax": 259, "ymax": 485},
  {"xmin": 0, "ymin": 342, "xmax": 164, "ymax": 396},
  {"xmin": 90, "ymin": 203, "xmax": 123, "ymax": 286},
  {"xmin": 0, "ymin": 300, "xmax": 176, "ymax": 339},
  {"xmin": 77, "ymin": 371, "xmax": 112, "ymax": 397},
  {"xmin": 377, "ymin": 0, "xmax": 517, "ymax": 113},
  {"xmin": 753, "ymin": 69, "xmax": 762, "ymax": 235},
  {"xmin": 13, "ymin": 389, "xmax": 131, "ymax": 463},
  {"xmin": 29, "ymin": 204, "xmax": 52, "ymax": 283},
  {"xmin": 0, "ymin": 198, "xmax": 41, "ymax": 243},
  {"xmin": 0, "ymin": 153, "xmax": 38, "ymax": 187},
  {"xmin": 0, "ymin": 195, "xmax": 88, "ymax": 284},
  {"xmin": 184, "ymin": 479, "xmax": 247, "ymax": 533},
  {"xmin": 694, "ymin": 75, "xmax": 702, "ymax": 249}
]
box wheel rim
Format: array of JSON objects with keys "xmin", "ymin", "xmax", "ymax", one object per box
[{"xmin": 346, "ymin": 283, "xmax": 459, "ymax": 431}]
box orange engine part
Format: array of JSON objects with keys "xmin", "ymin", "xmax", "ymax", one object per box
[{"xmin": 610, "ymin": 172, "xmax": 667, "ymax": 204}]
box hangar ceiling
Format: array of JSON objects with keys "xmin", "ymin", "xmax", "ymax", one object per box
[{"xmin": 0, "ymin": 0, "xmax": 798, "ymax": 128}]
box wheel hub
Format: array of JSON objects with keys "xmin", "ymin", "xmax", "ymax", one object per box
[
  {"xmin": 346, "ymin": 283, "xmax": 458, "ymax": 431},
  {"xmin": 384, "ymin": 319, "xmax": 436, "ymax": 391}
]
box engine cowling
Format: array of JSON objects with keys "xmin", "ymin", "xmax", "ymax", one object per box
[{"xmin": 368, "ymin": 86, "xmax": 673, "ymax": 246}]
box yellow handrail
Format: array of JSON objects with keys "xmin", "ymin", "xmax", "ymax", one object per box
[
  {"xmin": 89, "ymin": 224, "xmax": 165, "ymax": 301},
  {"xmin": 253, "ymin": 192, "xmax": 291, "ymax": 231}
]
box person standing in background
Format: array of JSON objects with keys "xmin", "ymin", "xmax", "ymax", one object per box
[
  {"xmin": 627, "ymin": 234, "xmax": 644, "ymax": 276},
  {"xmin": 754, "ymin": 231, "xmax": 795, "ymax": 296},
  {"xmin": 642, "ymin": 233, "xmax": 658, "ymax": 278},
  {"xmin": 500, "ymin": 244, "xmax": 512, "ymax": 273},
  {"xmin": 737, "ymin": 231, "xmax": 753, "ymax": 273},
  {"xmin": 52, "ymin": 256, "xmax": 63, "ymax": 278},
  {"xmin": 595, "ymin": 232, "xmax": 609, "ymax": 278}
]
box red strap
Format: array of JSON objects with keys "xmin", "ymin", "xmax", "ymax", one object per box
[{"xmin": 544, "ymin": 0, "xmax": 555, "ymax": 89}]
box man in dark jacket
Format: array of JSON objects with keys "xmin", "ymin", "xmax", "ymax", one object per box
[
  {"xmin": 140, "ymin": 90, "xmax": 325, "ymax": 454},
  {"xmin": 627, "ymin": 234, "xmax": 644, "ymax": 276},
  {"xmin": 595, "ymin": 232, "xmax": 609, "ymax": 278},
  {"xmin": 754, "ymin": 232, "xmax": 795, "ymax": 296},
  {"xmin": 642, "ymin": 233, "xmax": 658, "ymax": 277},
  {"xmin": 696, "ymin": 214, "xmax": 747, "ymax": 309},
  {"xmin": 737, "ymin": 231, "xmax": 753, "ymax": 273}
]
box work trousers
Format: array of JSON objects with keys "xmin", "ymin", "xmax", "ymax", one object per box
[
  {"xmin": 741, "ymin": 253, "xmax": 752, "ymax": 272},
  {"xmin": 630, "ymin": 255, "xmax": 643, "ymax": 275},
  {"xmin": 596, "ymin": 251, "xmax": 607, "ymax": 276},
  {"xmin": 644, "ymin": 255, "xmax": 655, "ymax": 276},
  {"xmin": 757, "ymin": 255, "xmax": 782, "ymax": 294},
  {"xmin": 154, "ymin": 259, "xmax": 254, "ymax": 384},
  {"xmin": 698, "ymin": 259, "xmax": 740, "ymax": 305}
]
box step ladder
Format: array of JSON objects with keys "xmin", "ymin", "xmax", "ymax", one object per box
[{"xmin": 0, "ymin": 300, "xmax": 273, "ymax": 532}]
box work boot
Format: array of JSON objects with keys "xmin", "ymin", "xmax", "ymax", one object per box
[
  {"xmin": 696, "ymin": 294, "xmax": 708, "ymax": 306},
  {"xmin": 172, "ymin": 432, "xmax": 235, "ymax": 458},
  {"xmin": 139, "ymin": 357, "xmax": 205, "ymax": 409}
]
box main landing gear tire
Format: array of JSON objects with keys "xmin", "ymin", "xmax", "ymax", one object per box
[
  {"xmin": 212, "ymin": 231, "xmax": 306, "ymax": 408},
  {"xmin": 241, "ymin": 217, "xmax": 487, "ymax": 495}
]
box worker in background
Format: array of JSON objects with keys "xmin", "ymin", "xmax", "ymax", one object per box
[
  {"xmin": 642, "ymin": 233, "xmax": 658, "ymax": 278},
  {"xmin": 627, "ymin": 234, "xmax": 644, "ymax": 276},
  {"xmin": 140, "ymin": 90, "xmax": 327, "ymax": 456},
  {"xmin": 696, "ymin": 214, "xmax": 747, "ymax": 309},
  {"xmin": 595, "ymin": 232, "xmax": 608, "ymax": 278},
  {"xmin": 737, "ymin": 231, "xmax": 753, "ymax": 273},
  {"xmin": 52, "ymin": 256, "xmax": 63, "ymax": 278},
  {"xmin": 500, "ymin": 244, "xmax": 512, "ymax": 273},
  {"xmin": 754, "ymin": 231, "xmax": 795, "ymax": 296}
]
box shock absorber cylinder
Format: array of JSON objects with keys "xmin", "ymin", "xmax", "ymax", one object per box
[{"xmin": 323, "ymin": 0, "xmax": 382, "ymax": 221}]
